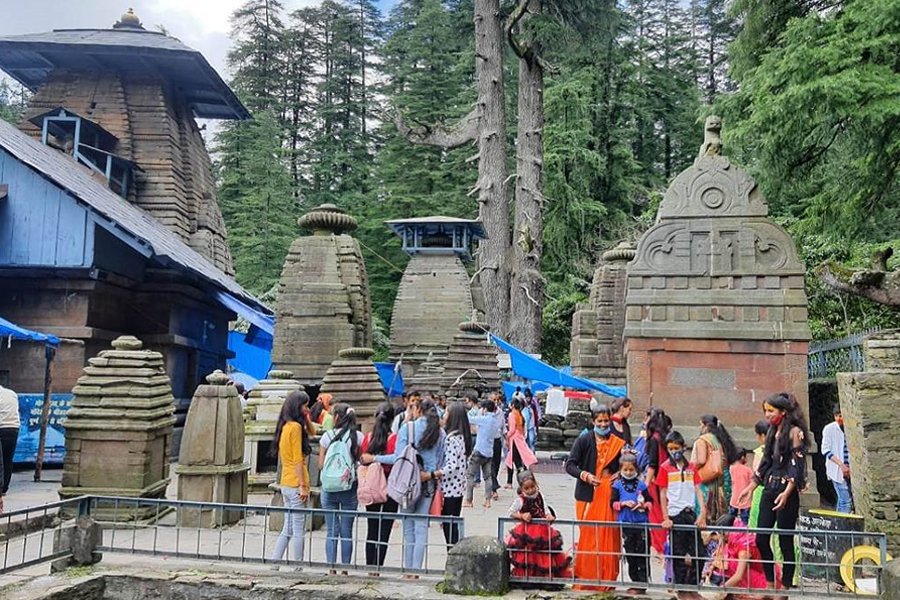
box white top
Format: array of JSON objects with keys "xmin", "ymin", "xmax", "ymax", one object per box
[
  {"xmin": 440, "ymin": 432, "xmax": 467, "ymax": 498},
  {"xmin": 320, "ymin": 428, "xmax": 365, "ymax": 450},
  {"xmin": 0, "ymin": 385, "xmax": 20, "ymax": 429},
  {"xmin": 821, "ymin": 421, "xmax": 847, "ymax": 483}
]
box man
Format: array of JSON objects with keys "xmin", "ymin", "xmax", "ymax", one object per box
[
  {"xmin": 0, "ymin": 383, "xmax": 20, "ymax": 513},
  {"xmin": 821, "ymin": 404, "xmax": 853, "ymax": 513}
]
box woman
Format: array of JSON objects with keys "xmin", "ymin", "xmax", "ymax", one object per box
[
  {"xmin": 737, "ymin": 392, "xmax": 810, "ymax": 592},
  {"xmin": 364, "ymin": 397, "xmax": 446, "ymax": 578},
  {"xmin": 523, "ymin": 398, "xmax": 537, "ymax": 451},
  {"xmin": 643, "ymin": 407, "xmax": 672, "ymax": 554},
  {"xmin": 441, "ymin": 402, "xmax": 472, "ymax": 546},
  {"xmin": 269, "ymin": 390, "xmax": 316, "ymax": 567},
  {"xmin": 360, "ymin": 402, "xmax": 398, "ymax": 574},
  {"xmin": 610, "ymin": 397, "xmax": 633, "ymax": 445},
  {"xmin": 747, "ymin": 420, "xmax": 769, "ymax": 528},
  {"xmin": 717, "ymin": 514, "xmax": 771, "ymax": 594},
  {"xmin": 313, "ymin": 393, "xmax": 335, "ymax": 432},
  {"xmin": 693, "ymin": 414, "xmax": 739, "ymax": 523},
  {"xmin": 565, "ymin": 405, "xmax": 626, "ymax": 590},
  {"xmin": 505, "ymin": 398, "xmax": 538, "ymax": 487},
  {"xmin": 318, "ymin": 402, "xmax": 364, "ymax": 572}
]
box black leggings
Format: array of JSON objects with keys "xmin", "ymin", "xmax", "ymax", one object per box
[
  {"xmin": 364, "ymin": 497, "xmax": 398, "ymax": 567},
  {"xmin": 756, "ymin": 482, "xmax": 800, "ymax": 587},
  {"xmin": 506, "ymin": 443, "xmax": 524, "ymax": 485},
  {"xmin": 491, "ymin": 438, "xmax": 502, "ymax": 493},
  {"xmin": 441, "ymin": 495, "xmax": 464, "ymax": 546},
  {"xmin": 0, "ymin": 428, "xmax": 17, "ymax": 495}
]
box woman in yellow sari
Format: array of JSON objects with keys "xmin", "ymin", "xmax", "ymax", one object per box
[{"xmin": 565, "ymin": 405, "xmax": 626, "ymax": 590}]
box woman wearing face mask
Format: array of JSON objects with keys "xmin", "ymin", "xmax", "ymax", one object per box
[
  {"xmin": 692, "ymin": 414, "xmax": 740, "ymax": 523},
  {"xmin": 565, "ymin": 405, "xmax": 626, "ymax": 590},
  {"xmin": 737, "ymin": 392, "xmax": 810, "ymax": 593}
]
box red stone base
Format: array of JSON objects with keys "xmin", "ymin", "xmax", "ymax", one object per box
[{"xmin": 625, "ymin": 338, "xmax": 809, "ymax": 441}]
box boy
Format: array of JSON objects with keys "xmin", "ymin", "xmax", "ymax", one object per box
[
  {"xmin": 657, "ymin": 431, "xmax": 706, "ymax": 597},
  {"xmin": 611, "ymin": 452, "xmax": 651, "ymax": 590},
  {"xmin": 465, "ymin": 398, "xmax": 502, "ymax": 508},
  {"xmin": 821, "ymin": 404, "xmax": 852, "ymax": 513},
  {"xmin": 728, "ymin": 448, "xmax": 753, "ymax": 523}
]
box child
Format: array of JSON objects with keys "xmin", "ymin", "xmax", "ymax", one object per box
[
  {"xmin": 611, "ymin": 453, "xmax": 652, "ymax": 589},
  {"xmin": 657, "ymin": 431, "xmax": 706, "ymax": 598},
  {"xmin": 506, "ymin": 470, "xmax": 572, "ymax": 581},
  {"xmin": 728, "ymin": 449, "xmax": 753, "ymax": 524}
]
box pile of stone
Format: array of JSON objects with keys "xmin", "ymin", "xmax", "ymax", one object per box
[
  {"xmin": 320, "ymin": 347, "xmax": 385, "ymax": 423},
  {"xmin": 59, "ymin": 336, "xmax": 176, "ymax": 520},
  {"xmin": 243, "ymin": 369, "xmax": 303, "ymax": 492},
  {"xmin": 536, "ymin": 413, "xmax": 564, "ymax": 450},
  {"xmin": 561, "ymin": 398, "xmax": 593, "ymax": 448}
]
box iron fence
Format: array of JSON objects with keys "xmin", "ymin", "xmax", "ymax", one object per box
[
  {"xmin": 808, "ymin": 330, "xmax": 881, "ymax": 379},
  {"xmin": 497, "ymin": 516, "xmax": 889, "ymax": 597},
  {"xmin": 0, "ymin": 497, "xmax": 83, "ymax": 573}
]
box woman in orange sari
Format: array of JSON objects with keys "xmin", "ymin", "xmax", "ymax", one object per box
[{"xmin": 565, "ymin": 405, "xmax": 626, "ymax": 590}]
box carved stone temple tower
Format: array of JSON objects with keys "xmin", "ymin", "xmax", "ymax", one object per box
[
  {"xmin": 272, "ymin": 204, "xmax": 373, "ymax": 387},
  {"xmin": 386, "ymin": 217, "xmax": 486, "ymax": 377},
  {"xmin": 624, "ymin": 117, "xmax": 811, "ymax": 438},
  {"xmin": 0, "ymin": 9, "xmax": 248, "ymax": 273}
]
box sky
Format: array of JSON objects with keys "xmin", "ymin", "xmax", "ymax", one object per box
[{"xmin": 0, "ymin": 0, "xmax": 397, "ymax": 81}]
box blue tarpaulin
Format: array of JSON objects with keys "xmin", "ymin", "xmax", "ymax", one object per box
[
  {"xmin": 490, "ymin": 334, "xmax": 626, "ymax": 398},
  {"xmin": 227, "ymin": 330, "xmax": 272, "ymax": 381},
  {"xmin": 375, "ymin": 362, "xmax": 404, "ymax": 397},
  {"xmin": 0, "ymin": 316, "xmax": 59, "ymax": 346},
  {"xmin": 213, "ymin": 290, "xmax": 275, "ymax": 336},
  {"xmin": 502, "ymin": 380, "xmax": 550, "ymax": 401}
]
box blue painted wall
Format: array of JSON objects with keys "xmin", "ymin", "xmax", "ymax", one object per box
[{"xmin": 0, "ymin": 148, "xmax": 94, "ymax": 267}]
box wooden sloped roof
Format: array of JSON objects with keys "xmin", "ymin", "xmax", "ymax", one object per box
[
  {"xmin": 0, "ymin": 28, "xmax": 249, "ymax": 120},
  {"xmin": 0, "ymin": 119, "xmax": 269, "ymax": 316}
]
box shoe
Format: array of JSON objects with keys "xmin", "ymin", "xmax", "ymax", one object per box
[
  {"xmin": 328, "ymin": 569, "xmax": 337, "ymax": 575},
  {"xmin": 340, "ymin": 570, "xmax": 349, "ymax": 576},
  {"xmin": 368, "ymin": 572, "xmax": 380, "ymax": 577}
]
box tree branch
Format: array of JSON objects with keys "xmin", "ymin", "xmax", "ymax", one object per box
[
  {"xmin": 816, "ymin": 260, "xmax": 900, "ymax": 306},
  {"xmin": 392, "ymin": 107, "xmax": 478, "ymax": 149}
]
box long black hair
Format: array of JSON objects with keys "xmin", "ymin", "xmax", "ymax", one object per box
[
  {"xmin": 763, "ymin": 392, "xmax": 811, "ymax": 461},
  {"xmin": 417, "ymin": 398, "xmax": 442, "ymax": 451},
  {"xmin": 646, "ymin": 407, "xmax": 672, "ymax": 440},
  {"xmin": 271, "ymin": 390, "xmax": 311, "ymax": 457},
  {"xmin": 331, "ymin": 402, "xmax": 361, "ymax": 458},
  {"xmin": 367, "ymin": 401, "xmax": 395, "ymax": 456},
  {"xmin": 700, "ymin": 414, "xmax": 741, "ymax": 465},
  {"xmin": 444, "ymin": 401, "xmax": 473, "ymax": 456}
]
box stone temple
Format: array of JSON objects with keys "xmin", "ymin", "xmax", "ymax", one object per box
[
  {"xmin": 271, "ymin": 204, "xmax": 372, "ymax": 388},
  {"xmin": 386, "ymin": 217, "xmax": 486, "ymax": 377},
  {"xmin": 624, "ymin": 117, "xmax": 811, "ymax": 438}
]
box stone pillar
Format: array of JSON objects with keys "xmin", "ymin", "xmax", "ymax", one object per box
[
  {"xmin": 243, "ymin": 369, "xmax": 303, "ymax": 492},
  {"xmin": 443, "ymin": 317, "xmax": 500, "ymax": 399},
  {"xmin": 59, "ymin": 336, "xmax": 176, "ymax": 520},
  {"xmin": 839, "ymin": 330, "xmax": 900, "ymax": 552},
  {"xmin": 271, "ymin": 204, "xmax": 373, "ymax": 387},
  {"xmin": 175, "ymin": 370, "xmax": 249, "ymax": 527},
  {"xmin": 407, "ymin": 351, "xmax": 446, "ymax": 395},
  {"xmin": 320, "ymin": 347, "xmax": 386, "ymax": 423},
  {"xmin": 624, "ymin": 117, "xmax": 811, "ymax": 441},
  {"xmin": 570, "ymin": 241, "xmax": 635, "ymax": 386},
  {"xmin": 389, "ymin": 253, "xmax": 474, "ymax": 376}
]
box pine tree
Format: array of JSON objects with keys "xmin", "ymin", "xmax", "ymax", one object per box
[
  {"xmin": 227, "ymin": 0, "xmax": 286, "ymax": 114},
  {"xmin": 0, "ymin": 80, "xmax": 29, "ymax": 124}
]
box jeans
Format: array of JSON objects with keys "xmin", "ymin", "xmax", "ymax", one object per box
[
  {"xmin": 622, "ymin": 525, "xmax": 650, "ymax": 584},
  {"xmin": 321, "ymin": 485, "xmax": 358, "ymax": 565},
  {"xmin": 756, "ymin": 480, "xmax": 800, "ymax": 587},
  {"xmin": 401, "ymin": 490, "xmax": 432, "ymax": 570},
  {"xmin": 466, "ymin": 452, "xmax": 493, "ymax": 503},
  {"xmin": 832, "ymin": 479, "xmax": 854, "ymax": 513},
  {"xmin": 0, "ymin": 428, "xmax": 17, "ymax": 495},
  {"xmin": 270, "ymin": 487, "xmax": 307, "ymax": 563},
  {"xmin": 729, "ymin": 505, "xmax": 751, "ymax": 524},
  {"xmin": 365, "ymin": 497, "xmax": 398, "ymax": 567}
]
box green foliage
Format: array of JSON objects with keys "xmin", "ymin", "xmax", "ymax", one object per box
[
  {"xmin": 542, "ymin": 276, "xmax": 590, "ymax": 365},
  {"xmin": 0, "ymin": 80, "xmax": 29, "ymax": 124}
]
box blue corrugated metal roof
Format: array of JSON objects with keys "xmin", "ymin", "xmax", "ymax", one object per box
[{"xmin": 0, "ymin": 119, "xmax": 271, "ymax": 317}]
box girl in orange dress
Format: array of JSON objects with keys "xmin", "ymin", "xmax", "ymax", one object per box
[{"xmin": 565, "ymin": 404, "xmax": 626, "ymax": 591}]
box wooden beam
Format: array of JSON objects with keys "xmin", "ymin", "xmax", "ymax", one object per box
[{"xmin": 0, "ymin": 183, "xmax": 7, "ymax": 200}]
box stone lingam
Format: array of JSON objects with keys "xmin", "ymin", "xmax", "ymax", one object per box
[
  {"xmin": 442, "ymin": 315, "xmax": 500, "ymax": 401},
  {"xmin": 320, "ymin": 347, "xmax": 386, "ymax": 424},
  {"xmin": 59, "ymin": 336, "xmax": 176, "ymax": 520},
  {"xmin": 175, "ymin": 370, "xmax": 249, "ymax": 527}
]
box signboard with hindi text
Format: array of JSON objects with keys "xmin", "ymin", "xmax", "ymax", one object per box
[{"xmin": 13, "ymin": 393, "xmax": 72, "ymax": 464}]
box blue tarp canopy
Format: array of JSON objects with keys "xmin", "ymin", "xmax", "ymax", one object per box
[
  {"xmin": 0, "ymin": 316, "xmax": 59, "ymax": 346},
  {"xmin": 490, "ymin": 334, "xmax": 626, "ymax": 398},
  {"xmin": 212, "ymin": 290, "xmax": 275, "ymax": 336},
  {"xmin": 375, "ymin": 362, "xmax": 404, "ymax": 397},
  {"xmin": 227, "ymin": 330, "xmax": 272, "ymax": 381}
]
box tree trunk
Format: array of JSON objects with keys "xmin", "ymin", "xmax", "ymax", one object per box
[
  {"xmin": 509, "ymin": 0, "xmax": 544, "ymax": 353},
  {"xmin": 474, "ymin": 0, "xmax": 511, "ymax": 338}
]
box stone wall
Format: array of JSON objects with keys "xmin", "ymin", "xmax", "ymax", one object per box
[{"xmin": 839, "ymin": 330, "xmax": 900, "ymax": 551}]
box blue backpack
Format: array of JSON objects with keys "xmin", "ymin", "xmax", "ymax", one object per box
[{"xmin": 321, "ymin": 428, "xmax": 356, "ymax": 492}]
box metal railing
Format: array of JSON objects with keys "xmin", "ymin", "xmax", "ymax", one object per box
[
  {"xmin": 2, "ymin": 495, "xmax": 464, "ymax": 578},
  {"xmin": 497, "ymin": 516, "xmax": 888, "ymax": 596},
  {"xmin": 808, "ymin": 330, "xmax": 882, "ymax": 379},
  {"xmin": 0, "ymin": 498, "xmax": 82, "ymax": 573}
]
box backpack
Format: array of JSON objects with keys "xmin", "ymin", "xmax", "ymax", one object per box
[
  {"xmin": 387, "ymin": 422, "xmax": 421, "ymax": 509},
  {"xmin": 320, "ymin": 428, "xmax": 356, "ymax": 492},
  {"xmin": 357, "ymin": 434, "xmax": 388, "ymax": 505}
]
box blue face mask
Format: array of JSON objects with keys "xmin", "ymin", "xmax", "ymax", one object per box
[
  {"xmin": 594, "ymin": 426, "xmax": 610, "ymax": 437},
  {"xmin": 670, "ymin": 449, "xmax": 685, "ymax": 461}
]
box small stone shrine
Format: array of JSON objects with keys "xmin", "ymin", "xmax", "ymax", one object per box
[
  {"xmin": 243, "ymin": 369, "xmax": 303, "ymax": 491},
  {"xmin": 407, "ymin": 351, "xmax": 446, "ymax": 395},
  {"xmin": 570, "ymin": 241, "xmax": 635, "ymax": 386},
  {"xmin": 175, "ymin": 370, "xmax": 248, "ymax": 527},
  {"xmin": 386, "ymin": 217, "xmax": 486, "ymax": 376},
  {"xmin": 442, "ymin": 316, "xmax": 500, "ymax": 399},
  {"xmin": 839, "ymin": 330, "xmax": 900, "ymax": 551},
  {"xmin": 272, "ymin": 204, "xmax": 372, "ymax": 387},
  {"xmin": 624, "ymin": 116, "xmax": 811, "ymax": 435},
  {"xmin": 59, "ymin": 336, "xmax": 176, "ymax": 519},
  {"xmin": 320, "ymin": 347, "xmax": 386, "ymax": 423}
]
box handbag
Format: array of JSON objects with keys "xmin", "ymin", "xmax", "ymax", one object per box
[
  {"xmin": 697, "ymin": 434, "xmax": 724, "ymax": 483},
  {"xmin": 429, "ymin": 486, "xmax": 444, "ymax": 517}
]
